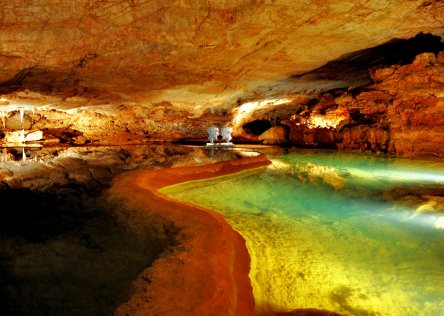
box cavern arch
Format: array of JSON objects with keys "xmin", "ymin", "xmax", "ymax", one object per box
[
  {"xmin": 0, "ymin": 0, "xmax": 443, "ymax": 156},
  {"xmin": 1, "ymin": 1, "xmax": 444, "ymax": 316}
]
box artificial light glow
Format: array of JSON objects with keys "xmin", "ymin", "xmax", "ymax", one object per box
[
  {"xmin": 349, "ymin": 168, "xmax": 444, "ymax": 183},
  {"xmin": 232, "ymin": 98, "xmax": 292, "ymax": 133},
  {"xmin": 306, "ymin": 114, "xmax": 345, "ymax": 129},
  {"xmin": 19, "ymin": 129, "xmax": 25, "ymax": 143},
  {"xmin": 291, "ymin": 107, "xmax": 350, "ymax": 129},
  {"xmin": 269, "ymin": 159, "xmax": 291, "ymax": 169},
  {"xmin": 237, "ymin": 151, "xmax": 261, "ymax": 158},
  {"xmin": 232, "ymin": 98, "xmax": 292, "ymax": 131},
  {"xmin": 435, "ymin": 216, "xmax": 444, "ymax": 229},
  {"xmin": 238, "ymin": 98, "xmax": 292, "ymax": 116},
  {"xmin": 402, "ymin": 212, "xmax": 444, "ymax": 230},
  {"xmin": 271, "ymin": 159, "xmax": 345, "ymax": 189}
]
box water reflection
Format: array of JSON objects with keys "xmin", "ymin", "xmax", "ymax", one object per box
[
  {"xmin": 0, "ymin": 144, "xmax": 246, "ymax": 190},
  {"xmin": 0, "ymin": 144, "xmax": 244, "ymax": 315},
  {"xmin": 1, "ymin": 146, "xmax": 42, "ymax": 162},
  {"xmin": 0, "ymin": 144, "xmax": 250, "ymax": 164}
]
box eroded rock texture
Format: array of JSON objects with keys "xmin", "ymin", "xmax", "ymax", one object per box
[
  {"xmin": 276, "ymin": 52, "xmax": 444, "ymax": 157},
  {"xmin": 0, "ymin": 1, "xmax": 443, "ymax": 156}
]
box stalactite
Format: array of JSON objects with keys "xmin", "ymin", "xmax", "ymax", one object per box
[{"xmin": 19, "ymin": 107, "xmax": 25, "ymax": 124}]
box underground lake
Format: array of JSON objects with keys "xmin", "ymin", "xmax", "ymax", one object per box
[
  {"xmin": 0, "ymin": 144, "xmax": 243, "ymax": 315},
  {"xmin": 2, "ymin": 2, "xmax": 444, "ymax": 315},
  {"xmin": 1, "ymin": 144, "xmax": 443, "ymax": 315},
  {"xmin": 160, "ymin": 147, "xmax": 444, "ymax": 316}
]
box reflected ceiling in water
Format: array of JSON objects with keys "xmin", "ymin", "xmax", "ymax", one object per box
[{"xmin": 0, "ymin": 145, "xmax": 247, "ymax": 190}]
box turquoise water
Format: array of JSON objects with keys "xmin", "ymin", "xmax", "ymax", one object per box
[{"xmin": 161, "ymin": 149, "xmax": 444, "ymax": 316}]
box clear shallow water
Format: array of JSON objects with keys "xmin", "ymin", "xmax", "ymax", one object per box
[{"xmin": 161, "ymin": 149, "xmax": 444, "ymax": 316}]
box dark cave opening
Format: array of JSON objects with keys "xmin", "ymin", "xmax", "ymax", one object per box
[
  {"xmin": 291, "ymin": 32, "xmax": 444, "ymax": 87},
  {"xmin": 242, "ymin": 119, "xmax": 272, "ymax": 136}
]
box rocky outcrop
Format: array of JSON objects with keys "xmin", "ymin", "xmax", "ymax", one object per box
[
  {"xmin": 0, "ymin": 0, "xmax": 443, "ymax": 109},
  {"xmin": 0, "ymin": 49, "xmax": 443, "ymax": 158},
  {"xmin": 0, "ymin": 102, "xmax": 231, "ymax": 146},
  {"xmin": 249, "ymin": 51, "xmax": 444, "ymax": 157},
  {"xmin": 258, "ymin": 126, "xmax": 286, "ymax": 145},
  {"xmin": 0, "ymin": 145, "xmax": 250, "ymax": 315},
  {"xmin": 110, "ymin": 153, "xmax": 271, "ymax": 316},
  {"xmin": 0, "ymin": 2, "xmax": 443, "ymax": 156}
]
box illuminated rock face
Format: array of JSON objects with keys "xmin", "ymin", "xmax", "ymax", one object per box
[
  {"xmin": 258, "ymin": 126, "xmax": 286, "ymax": 145},
  {"xmin": 0, "ymin": 1, "xmax": 443, "ymax": 156},
  {"xmin": 4, "ymin": 129, "xmax": 42, "ymax": 143},
  {"xmin": 283, "ymin": 52, "xmax": 444, "ymax": 157},
  {"xmin": 0, "ymin": 0, "xmax": 441, "ymax": 104}
]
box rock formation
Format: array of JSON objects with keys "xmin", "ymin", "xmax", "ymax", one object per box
[
  {"xmin": 0, "ymin": 145, "xmax": 249, "ymax": 315},
  {"xmin": 0, "ymin": 1, "xmax": 443, "ymax": 157},
  {"xmin": 2, "ymin": 3, "xmax": 444, "ymax": 315},
  {"xmin": 274, "ymin": 51, "xmax": 444, "ymax": 157}
]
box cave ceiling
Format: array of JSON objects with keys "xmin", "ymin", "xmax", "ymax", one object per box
[{"xmin": 0, "ymin": 0, "xmax": 443, "ymax": 111}]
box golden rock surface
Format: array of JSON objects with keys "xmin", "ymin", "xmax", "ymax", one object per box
[
  {"xmin": 0, "ymin": 0, "xmax": 443, "ymax": 107},
  {"xmin": 0, "ymin": 1, "xmax": 444, "ymax": 157}
]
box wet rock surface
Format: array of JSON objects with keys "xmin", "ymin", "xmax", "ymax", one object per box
[{"xmin": 0, "ymin": 144, "xmax": 241, "ymax": 316}]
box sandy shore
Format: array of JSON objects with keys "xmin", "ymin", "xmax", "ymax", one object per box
[{"xmin": 108, "ymin": 152, "xmax": 271, "ymax": 315}]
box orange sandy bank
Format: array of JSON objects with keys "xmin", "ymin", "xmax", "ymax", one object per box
[{"xmin": 108, "ymin": 152, "xmax": 271, "ymax": 316}]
